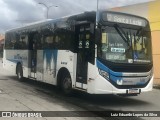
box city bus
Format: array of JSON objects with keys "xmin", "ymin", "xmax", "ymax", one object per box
[{"xmin": 3, "ymin": 11, "xmax": 153, "ymax": 95}]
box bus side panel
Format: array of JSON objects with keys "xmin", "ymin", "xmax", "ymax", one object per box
[
  {"xmin": 56, "ymin": 50, "xmax": 76, "ymax": 87},
  {"xmin": 3, "ymin": 50, "xmax": 16, "ymax": 74},
  {"xmin": 43, "ymin": 49, "xmax": 58, "ymax": 84},
  {"xmin": 36, "ymin": 50, "xmax": 44, "ymax": 82},
  {"xmin": 3, "ymin": 50, "xmax": 29, "ymax": 78}
]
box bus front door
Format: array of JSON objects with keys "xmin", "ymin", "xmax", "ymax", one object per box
[{"xmin": 76, "ymin": 24, "xmax": 93, "ymax": 89}]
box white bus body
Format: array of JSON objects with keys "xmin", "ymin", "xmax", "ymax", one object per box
[{"xmin": 3, "ymin": 11, "xmax": 153, "ymax": 95}]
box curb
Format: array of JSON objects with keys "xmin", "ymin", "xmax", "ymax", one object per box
[{"xmin": 153, "ymin": 85, "xmax": 160, "ymax": 89}]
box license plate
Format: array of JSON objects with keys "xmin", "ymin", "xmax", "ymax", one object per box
[{"xmin": 128, "ymin": 89, "xmax": 139, "ymax": 94}]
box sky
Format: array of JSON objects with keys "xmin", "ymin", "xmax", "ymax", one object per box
[{"xmin": 0, "ymin": 0, "xmax": 152, "ymax": 33}]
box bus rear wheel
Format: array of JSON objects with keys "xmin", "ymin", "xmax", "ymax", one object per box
[
  {"xmin": 17, "ymin": 64, "xmax": 23, "ymax": 81},
  {"xmin": 62, "ymin": 73, "xmax": 72, "ymax": 95}
]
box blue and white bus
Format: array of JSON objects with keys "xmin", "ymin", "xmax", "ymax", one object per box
[{"xmin": 3, "ymin": 11, "xmax": 153, "ymax": 95}]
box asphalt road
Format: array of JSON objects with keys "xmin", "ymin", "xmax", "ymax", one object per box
[{"xmin": 0, "ymin": 60, "xmax": 160, "ymax": 120}]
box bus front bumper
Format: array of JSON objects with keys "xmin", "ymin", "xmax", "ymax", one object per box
[{"xmin": 87, "ymin": 75, "xmax": 153, "ymax": 95}]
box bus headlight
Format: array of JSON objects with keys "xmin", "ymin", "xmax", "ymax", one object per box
[{"xmin": 99, "ymin": 69, "xmax": 109, "ymax": 80}]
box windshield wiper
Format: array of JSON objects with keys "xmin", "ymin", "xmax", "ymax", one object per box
[
  {"xmin": 136, "ymin": 27, "xmax": 143, "ymax": 36},
  {"xmin": 114, "ymin": 24, "xmax": 130, "ymax": 47},
  {"xmin": 135, "ymin": 27, "xmax": 143, "ymax": 42}
]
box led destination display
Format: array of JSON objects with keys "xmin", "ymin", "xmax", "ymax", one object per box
[{"xmin": 102, "ymin": 12, "xmax": 147, "ymax": 27}]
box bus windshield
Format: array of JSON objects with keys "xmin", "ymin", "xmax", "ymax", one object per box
[{"xmin": 98, "ymin": 25, "xmax": 152, "ymax": 64}]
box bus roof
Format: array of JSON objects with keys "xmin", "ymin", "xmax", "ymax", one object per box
[{"xmin": 6, "ymin": 10, "xmax": 148, "ymax": 33}]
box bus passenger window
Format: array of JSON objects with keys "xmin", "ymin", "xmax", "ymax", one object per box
[
  {"xmin": 54, "ymin": 35, "xmax": 61, "ymax": 48},
  {"xmin": 44, "ymin": 35, "xmax": 56, "ymax": 49},
  {"xmin": 20, "ymin": 35, "xmax": 28, "ymax": 49}
]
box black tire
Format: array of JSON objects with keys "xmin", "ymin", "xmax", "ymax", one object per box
[
  {"xmin": 17, "ymin": 64, "xmax": 23, "ymax": 81},
  {"xmin": 62, "ymin": 73, "xmax": 72, "ymax": 95}
]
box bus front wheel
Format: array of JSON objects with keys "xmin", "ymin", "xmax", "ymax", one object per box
[
  {"xmin": 17, "ymin": 64, "xmax": 23, "ymax": 81},
  {"xmin": 62, "ymin": 73, "xmax": 72, "ymax": 95}
]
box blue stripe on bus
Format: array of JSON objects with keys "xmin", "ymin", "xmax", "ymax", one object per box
[
  {"xmin": 43, "ymin": 49, "xmax": 58, "ymax": 77},
  {"xmin": 96, "ymin": 59, "xmax": 109, "ymax": 73},
  {"xmin": 96, "ymin": 59, "xmax": 123, "ymax": 76},
  {"xmin": 43, "ymin": 49, "xmax": 58, "ymax": 64},
  {"xmin": 109, "ymin": 74, "xmax": 123, "ymax": 83},
  {"xmin": 96, "ymin": 60, "xmax": 147, "ymax": 85}
]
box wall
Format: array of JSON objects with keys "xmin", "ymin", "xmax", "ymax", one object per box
[{"xmin": 149, "ymin": 0, "xmax": 160, "ymax": 84}]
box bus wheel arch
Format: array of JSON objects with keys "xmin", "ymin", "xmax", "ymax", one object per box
[
  {"xmin": 57, "ymin": 68, "xmax": 72, "ymax": 94},
  {"xmin": 16, "ymin": 63, "xmax": 23, "ymax": 81}
]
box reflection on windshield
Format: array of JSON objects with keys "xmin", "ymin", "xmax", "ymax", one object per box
[{"xmin": 98, "ymin": 26, "xmax": 152, "ymax": 64}]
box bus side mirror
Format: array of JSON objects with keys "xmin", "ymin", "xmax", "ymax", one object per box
[{"xmin": 95, "ymin": 28, "xmax": 101, "ymax": 44}]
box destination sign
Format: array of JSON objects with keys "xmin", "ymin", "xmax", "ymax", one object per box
[{"xmin": 102, "ymin": 12, "xmax": 147, "ymax": 27}]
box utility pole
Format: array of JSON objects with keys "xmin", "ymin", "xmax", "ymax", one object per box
[
  {"xmin": 96, "ymin": 0, "xmax": 99, "ymax": 28},
  {"xmin": 39, "ymin": 3, "xmax": 58, "ymax": 19}
]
